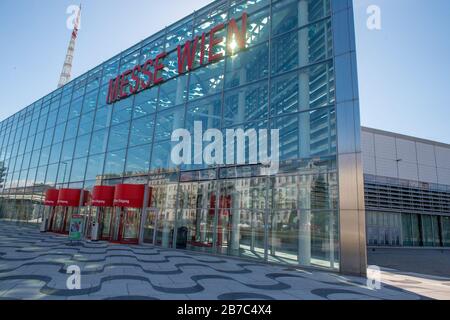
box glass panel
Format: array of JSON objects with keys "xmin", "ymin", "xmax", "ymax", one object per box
[
  {"xmin": 442, "ymin": 217, "xmax": 450, "ymax": 247},
  {"xmin": 188, "ymin": 60, "xmax": 225, "ymax": 100},
  {"xmin": 225, "ymin": 42, "xmax": 269, "ymax": 89},
  {"xmin": 103, "ymin": 148, "xmax": 126, "ymax": 178},
  {"xmin": 70, "ymin": 157, "xmax": 87, "ymax": 182},
  {"xmin": 78, "ymin": 112, "xmax": 95, "ymax": 136},
  {"xmin": 108, "ymin": 123, "xmax": 130, "ymax": 152},
  {"xmin": 49, "ymin": 143, "xmax": 62, "ymax": 164},
  {"xmin": 223, "ymin": 81, "xmax": 268, "ymax": 126},
  {"xmin": 271, "ymin": 19, "xmax": 332, "ymax": 76},
  {"xmin": 272, "ymin": 0, "xmax": 298, "ymax": 36},
  {"xmin": 271, "ymin": 107, "xmax": 335, "ymax": 161},
  {"xmin": 133, "ymin": 88, "xmax": 158, "ymax": 118},
  {"xmin": 64, "ymin": 118, "xmax": 80, "ymax": 140},
  {"xmin": 69, "ymin": 97, "xmax": 83, "ymax": 119},
  {"xmin": 89, "ymin": 129, "xmax": 109, "ymax": 155},
  {"xmin": 411, "ymin": 214, "xmax": 421, "ymax": 246},
  {"xmin": 154, "ymin": 106, "xmax": 185, "ymax": 142},
  {"xmin": 111, "ymin": 98, "xmax": 133, "ymax": 125},
  {"xmin": 401, "ymin": 214, "xmax": 413, "ymax": 246},
  {"xmin": 93, "ymin": 105, "xmax": 112, "ymax": 130},
  {"xmin": 158, "ymin": 76, "xmax": 188, "ymax": 109},
  {"xmin": 150, "ymin": 140, "xmax": 176, "ymax": 171},
  {"xmin": 74, "ymin": 134, "xmax": 91, "ymax": 158},
  {"xmin": 421, "ymin": 215, "xmax": 434, "ymax": 247},
  {"xmin": 129, "ymin": 115, "xmax": 154, "ymax": 147},
  {"xmin": 186, "ymin": 94, "xmax": 222, "ymax": 132},
  {"xmin": 83, "ymin": 91, "xmax": 99, "ymax": 114},
  {"xmin": 125, "ymin": 144, "xmax": 151, "ymax": 175},
  {"xmin": 85, "ymin": 153, "xmax": 105, "ymax": 181}
]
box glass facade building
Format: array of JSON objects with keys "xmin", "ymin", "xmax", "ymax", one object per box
[{"xmin": 0, "ymin": 0, "xmax": 366, "ymax": 274}]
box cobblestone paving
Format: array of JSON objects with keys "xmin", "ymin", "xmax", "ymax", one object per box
[{"xmin": 0, "ymin": 222, "xmax": 429, "ymax": 300}]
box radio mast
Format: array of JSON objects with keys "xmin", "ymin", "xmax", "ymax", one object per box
[{"xmin": 57, "ymin": 4, "xmax": 81, "ymax": 88}]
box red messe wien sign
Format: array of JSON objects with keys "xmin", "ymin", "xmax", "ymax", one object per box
[{"xmin": 107, "ymin": 12, "xmax": 248, "ymax": 104}]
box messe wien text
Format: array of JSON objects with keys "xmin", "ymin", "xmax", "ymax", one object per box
[{"xmin": 107, "ymin": 12, "xmax": 248, "ymax": 105}]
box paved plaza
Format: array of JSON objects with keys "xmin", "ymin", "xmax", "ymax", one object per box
[{"xmin": 0, "ymin": 221, "xmax": 447, "ymax": 300}]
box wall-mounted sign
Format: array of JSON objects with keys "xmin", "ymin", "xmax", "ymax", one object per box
[
  {"xmin": 106, "ymin": 12, "xmax": 247, "ymax": 105},
  {"xmin": 68, "ymin": 214, "xmax": 83, "ymax": 241}
]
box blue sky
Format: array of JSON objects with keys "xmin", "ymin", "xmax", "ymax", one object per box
[{"xmin": 0, "ymin": 0, "xmax": 449, "ymax": 143}]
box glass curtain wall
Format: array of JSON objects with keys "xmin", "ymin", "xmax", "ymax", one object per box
[{"xmin": 0, "ymin": 0, "xmax": 340, "ymax": 269}]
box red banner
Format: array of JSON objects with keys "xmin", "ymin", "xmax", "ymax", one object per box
[
  {"xmin": 57, "ymin": 188, "xmax": 82, "ymax": 207},
  {"xmin": 44, "ymin": 189, "xmax": 59, "ymax": 206},
  {"xmin": 113, "ymin": 184, "xmax": 145, "ymax": 208},
  {"xmin": 91, "ymin": 185, "xmax": 115, "ymax": 207}
]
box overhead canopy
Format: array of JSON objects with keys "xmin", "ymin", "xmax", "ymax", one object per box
[
  {"xmin": 91, "ymin": 186, "xmax": 115, "ymax": 207},
  {"xmin": 113, "ymin": 184, "xmax": 146, "ymax": 208},
  {"xmin": 44, "ymin": 189, "xmax": 59, "ymax": 206},
  {"xmin": 57, "ymin": 188, "xmax": 82, "ymax": 207}
]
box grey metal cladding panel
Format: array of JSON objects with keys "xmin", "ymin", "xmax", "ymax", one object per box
[
  {"xmin": 416, "ymin": 142, "xmax": 436, "ymax": 166},
  {"xmin": 331, "ymin": 0, "xmax": 351, "ymax": 13},
  {"xmin": 353, "ymin": 99, "xmax": 361, "ymax": 149},
  {"xmin": 336, "ymin": 102, "xmax": 356, "ymax": 154},
  {"xmin": 355, "ymin": 152, "xmax": 366, "ymax": 210},
  {"xmin": 361, "ymin": 131, "xmax": 375, "ymax": 156},
  {"xmin": 335, "ymin": 53, "xmax": 354, "ymax": 103},
  {"xmin": 396, "ymin": 138, "xmax": 418, "ymax": 163},
  {"xmin": 375, "ymin": 157, "xmax": 398, "ymax": 178},
  {"xmin": 339, "ymin": 209, "xmax": 367, "ymax": 275},
  {"xmin": 398, "ymin": 161, "xmax": 419, "ymax": 181},
  {"xmin": 436, "ymin": 146, "xmax": 450, "ymax": 169},
  {"xmin": 437, "ymin": 167, "xmax": 450, "ymax": 185},
  {"xmin": 374, "ymin": 134, "xmax": 396, "ymax": 160},
  {"xmin": 332, "ymin": 8, "xmax": 351, "ymax": 56},
  {"xmin": 350, "ymin": 52, "xmax": 359, "ymax": 100},
  {"xmin": 347, "ymin": 3, "xmax": 356, "ymax": 51},
  {"xmin": 338, "ymin": 153, "xmax": 363, "ymax": 210},
  {"xmin": 418, "ymin": 165, "xmax": 438, "ymax": 184},
  {"xmin": 363, "ymin": 154, "xmax": 376, "ymax": 175},
  {"xmin": 336, "ymin": 101, "xmax": 361, "ymax": 154}
]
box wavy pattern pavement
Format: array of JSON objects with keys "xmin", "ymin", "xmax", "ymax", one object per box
[{"xmin": 0, "ymin": 221, "xmax": 427, "ymax": 300}]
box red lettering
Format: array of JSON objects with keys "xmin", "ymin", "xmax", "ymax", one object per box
[
  {"xmin": 130, "ymin": 65, "xmax": 141, "ymax": 94},
  {"xmin": 153, "ymin": 52, "xmax": 167, "ymax": 85},
  {"xmin": 200, "ymin": 32, "xmax": 206, "ymax": 66},
  {"xmin": 107, "ymin": 76, "xmax": 120, "ymax": 104},
  {"xmin": 120, "ymin": 70, "xmax": 132, "ymax": 99},
  {"xmin": 141, "ymin": 59, "xmax": 154, "ymax": 89},
  {"xmin": 208, "ymin": 23, "xmax": 225, "ymax": 63},
  {"xmin": 105, "ymin": 12, "xmax": 248, "ymax": 105},
  {"xmin": 177, "ymin": 36, "xmax": 199, "ymax": 73},
  {"xmin": 227, "ymin": 12, "xmax": 247, "ymax": 50}
]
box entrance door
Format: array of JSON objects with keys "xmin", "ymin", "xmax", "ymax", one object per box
[
  {"xmin": 98, "ymin": 207, "xmax": 113, "ymax": 240},
  {"xmin": 143, "ymin": 208, "xmax": 159, "ymax": 244},
  {"xmin": 50, "ymin": 207, "xmax": 71, "ymax": 234},
  {"xmin": 110, "ymin": 207, "xmax": 141, "ymax": 243}
]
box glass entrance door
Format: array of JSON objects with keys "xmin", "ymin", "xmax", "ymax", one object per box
[
  {"xmin": 110, "ymin": 207, "xmax": 141, "ymax": 243},
  {"xmin": 98, "ymin": 207, "xmax": 113, "ymax": 240},
  {"xmin": 50, "ymin": 207, "xmax": 72, "ymax": 234},
  {"xmin": 143, "ymin": 208, "xmax": 159, "ymax": 244}
]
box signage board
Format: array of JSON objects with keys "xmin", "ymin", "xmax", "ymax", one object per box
[
  {"xmin": 106, "ymin": 12, "xmax": 247, "ymax": 104},
  {"xmin": 68, "ymin": 214, "xmax": 83, "ymax": 241}
]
